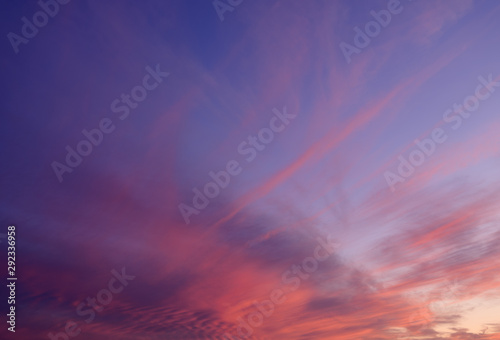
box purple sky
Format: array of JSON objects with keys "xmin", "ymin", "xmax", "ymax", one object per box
[{"xmin": 1, "ymin": 0, "xmax": 500, "ymax": 339}]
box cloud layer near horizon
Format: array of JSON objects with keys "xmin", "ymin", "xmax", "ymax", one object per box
[{"xmin": 1, "ymin": 0, "xmax": 500, "ymax": 339}]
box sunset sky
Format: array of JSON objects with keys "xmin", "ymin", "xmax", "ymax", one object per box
[{"xmin": 1, "ymin": 0, "xmax": 500, "ymax": 339}]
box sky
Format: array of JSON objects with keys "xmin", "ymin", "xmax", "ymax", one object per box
[{"xmin": 1, "ymin": 0, "xmax": 500, "ymax": 339}]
